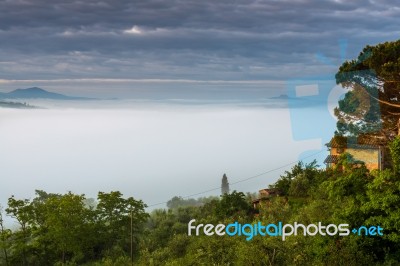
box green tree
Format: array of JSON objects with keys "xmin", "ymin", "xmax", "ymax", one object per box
[
  {"xmin": 96, "ymin": 191, "xmax": 148, "ymax": 259},
  {"xmin": 214, "ymin": 191, "xmax": 251, "ymax": 220},
  {"xmin": 166, "ymin": 196, "xmax": 217, "ymax": 210},
  {"xmin": 42, "ymin": 192, "xmax": 94, "ymax": 264},
  {"xmin": 0, "ymin": 205, "xmax": 11, "ymax": 266},
  {"xmin": 271, "ymin": 160, "xmax": 319, "ymax": 197},
  {"xmin": 357, "ymin": 138, "xmax": 400, "ymax": 262},
  {"xmin": 389, "ymin": 136, "xmax": 400, "ymax": 175},
  {"xmin": 166, "ymin": 196, "xmax": 197, "ymax": 209},
  {"xmin": 270, "ymin": 162, "xmax": 303, "ymax": 196},
  {"xmin": 5, "ymin": 196, "xmax": 34, "ymax": 266},
  {"xmin": 361, "ymin": 169, "xmax": 400, "ymax": 263}
]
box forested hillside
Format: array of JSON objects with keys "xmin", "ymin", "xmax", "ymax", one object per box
[{"xmin": 1, "ymin": 136, "xmax": 399, "ymax": 265}]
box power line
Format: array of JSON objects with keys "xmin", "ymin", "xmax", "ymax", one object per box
[{"xmin": 146, "ymin": 149, "xmax": 326, "ymax": 208}]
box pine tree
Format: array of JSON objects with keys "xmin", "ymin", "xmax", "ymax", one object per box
[
  {"xmin": 335, "ymin": 40, "xmax": 400, "ymax": 140},
  {"xmin": 221, "ymin": 173, "xmax": 230, "ymax": 195}
]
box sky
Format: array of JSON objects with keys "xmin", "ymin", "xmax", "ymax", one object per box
[
  {"xmin": 0, "ymin": 1, "xmax": 399, "ymax": 218},
  {"xmin": 0, "ymin": 0, "xmax": 399, "ymax": 97}
]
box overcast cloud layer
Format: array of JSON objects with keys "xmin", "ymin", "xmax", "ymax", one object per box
[{"xmin": 0, "ymin": 0, "xmax": 399, "ymax": 87}]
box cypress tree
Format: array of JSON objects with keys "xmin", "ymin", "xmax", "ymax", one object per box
[{"xmin": 221, "ymin": 173, "xmax": 230, "ymax": 195}]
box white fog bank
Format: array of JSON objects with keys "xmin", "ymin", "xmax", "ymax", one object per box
[{"xmin": 0, "ymin": 103, "xmax": 325, "ymax": 211}]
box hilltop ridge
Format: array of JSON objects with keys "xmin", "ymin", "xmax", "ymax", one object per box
[{"xmin": 0, "ymin": 87, "xmax": 93, "ymax": 100}]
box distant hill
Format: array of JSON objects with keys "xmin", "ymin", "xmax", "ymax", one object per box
[
  {"xmin": 0, "ymin": 101, "xmax": 40, "ymax": 109},
  {"xmin": 269, "ymin": 94, "xmax": 290, "ymax": 100},
  {"xmin": 0, "ymin": 87, "xmax": 94, "ymax": 100},
  {"xmin": 267, "ymin": 93, "xmax": 326, "ymax": 108}
]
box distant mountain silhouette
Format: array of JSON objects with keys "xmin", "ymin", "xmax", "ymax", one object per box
[
  {"xmin": 0, "ymin": 87, "xmax": 94, "ymax": 100},
  {"xmin": 267, "ymin": 93, "xmax": 326, "ymax": 108},
  {"xmin": 269, "ymin": 94, "xmax": 290, "ymax": 100}
]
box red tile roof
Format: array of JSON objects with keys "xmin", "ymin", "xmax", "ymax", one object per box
[
  {"xmin": 326, "ymin": 136, "xmax": 382, "ymax": 149},
  {"xmin": 324, "ymin": 155, "xmax": 339, "ymax": 164}
]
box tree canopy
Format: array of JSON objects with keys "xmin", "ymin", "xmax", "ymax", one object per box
[{"xmin": 335, "ymin": 39, "xmax": 400, "ymax": 140}]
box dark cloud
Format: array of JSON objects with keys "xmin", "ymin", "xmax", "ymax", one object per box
[{"xmin": 0, "ymin": 0, "xmax": 399, "ymax": 81}]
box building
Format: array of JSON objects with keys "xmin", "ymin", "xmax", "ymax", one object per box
[
  {"xmin": 252, "ymin": 188, "xmax": 280, "ymax": 209},
  {"xmin": 324, "ymin": 136, "xmax": 384, "ymax": 171}
]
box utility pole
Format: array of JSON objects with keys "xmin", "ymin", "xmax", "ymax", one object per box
[{"xmin": 130, "ymin": 209, "xmax": 133, "ymax": 266}]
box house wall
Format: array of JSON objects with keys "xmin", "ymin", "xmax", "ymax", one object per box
[
  {"xmin": 330, "ymin": 148, "xmax": 343, "ymax": 155},
  {"xmin": 346, "ymin": 148, "xmax": 380, "ymax": 170}
]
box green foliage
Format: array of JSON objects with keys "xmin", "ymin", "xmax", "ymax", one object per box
[
  {"xmin": 2, "ymin": 190, "xmax": 147, "ymax": 265},
  {"xmin": 270, "ymin": 162, "xmax": 304, "ymax": 196},
  {"xmin": 5, "ymin": 196, "xmax": 34, "ymax": 265},
  {"xmin": 259, "ymin": 196, "xmax": 291, "ymax": 223},
  {"xmin": 0, "ymin": 205, "xmax": 11, "ymax": 266},
  {"xmin": 389, "ymin": 136, "xmax": 400, "ymax": 175},
  {"xmin": 214, "ymin": 191, "xmax": 252, "ymax": 220},
  {"xmin": 166, "ymin": 195, "xmax": 217, "ymax": 210},
  {"xmin": 42, "ymin": 192, "xmax": 93, "ymax": 263},
  {"xmin": 360, "ymin": 138, "xmax": 400, "ymax": 255},
  {"xmin": 96, "ymin": 191, "xmax": 148, "ymax": 258},
  {"xmin": 270, "ymin": 160, "xmax": 321, "ymax": 197},
  {"xmin": 89, "ymin": 255, "xmax": 131, "ymax": 266},
  {"xmin": 139, "ymin": 157, "xmax": 400, "ymax": 265},
  {"xmin": 363, "ymin": 170, "xmax": 400, "ymax": 243}
]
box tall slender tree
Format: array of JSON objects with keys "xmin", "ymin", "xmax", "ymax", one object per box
[{"xmin": 221, "ymin": 173, "xmax": 230, "ymax": 195}]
